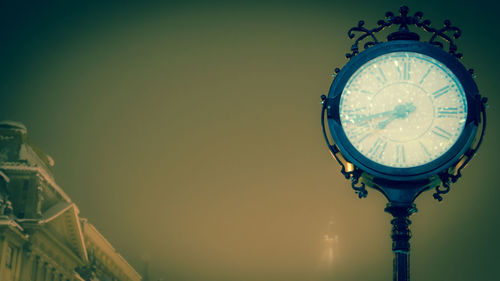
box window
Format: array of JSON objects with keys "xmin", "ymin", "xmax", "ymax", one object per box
[{"xmin": 4, "ymin": 245, "xmax": 14, "ymax": 269}]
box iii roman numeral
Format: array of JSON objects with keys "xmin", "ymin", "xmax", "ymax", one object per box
[{"xmin": 437, "ymin": 107, "xmax": 459, "ymax": 118}]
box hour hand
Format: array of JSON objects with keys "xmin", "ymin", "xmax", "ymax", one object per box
[
  {"xmin": 377, "ymin": 102, "xmax": 416, "ymax": 129},
  {"xmin": 398, "ymin": 102, "xmax": 416, "ymax": 117}
]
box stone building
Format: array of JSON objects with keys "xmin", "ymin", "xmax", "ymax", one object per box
[{"xmin": 0, "ymin": 121, "xmax": 142, "ymax": 281}]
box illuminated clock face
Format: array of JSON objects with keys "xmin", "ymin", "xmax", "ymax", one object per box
[{"xmin": 340, "ymin": 52, "xmax": 468, "ymax": 168}]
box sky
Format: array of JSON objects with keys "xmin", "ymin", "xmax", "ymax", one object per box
[{"xmin": 0, "ymin": 0, "xmax": 499, "ymax": 280}]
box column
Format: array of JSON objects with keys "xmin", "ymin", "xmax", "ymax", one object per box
[
  {"xmin": 44, "ymin": 262, "xmax": 52, "ymax": 281},
  {"xmin": 37, "ymin": 261, "xmax": 47, "ymax": 281},
  {"xmin": 31, "ymin": 255, "xmax": 40, "ymax": 281},
  {"xmin": 50, "ymin": 268, "xmax": 57, "ymax": 281},
  {"xmin": 18, "ymin": 249, "xmax": 32, "ymax": 281}
]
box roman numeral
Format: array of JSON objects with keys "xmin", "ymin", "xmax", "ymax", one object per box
[
  {"xmin": 343, "ymin": 107, "xmax": 366, "ymax": 113},
  {"xmin": 358, "ymin": 132, "xmax": 372, "ymax": 143},
  {"xmin": 348, "ymin": 122, "xmax": 370, "ymax": 140},
  {"xmin": 397, "ymin": 61, "xmax": 410, "ymax": 80},
  {"xmin": 395, "ymin": 144, "xmax": 406, "ymax": 164},
  {"xmin": 432, "ymin": 126, "xmax": 453, "ymax": 140},
  {"xmin": 359, "ymin": 89, "xmax": 374, "ymax": 95},
  {"xmin": 431, "ymin": 85, "xmax": 450, "ymax": 98},
  {"xmin": 344, "ymin": 107, "xmax": 367, "ymax": 124},
  {"xmin": 419, "ymin": 141, "xmax": 431, "ymax": 158},
  {"xmin": 437, "ymin": 107, "xmax": 459, "ymax": 118},
  {"xmin": 367, "ymin": 138, "xmax": 387, "ymax": 159},
  {"xmin": 419, "ymin": 66, "xmax": 433, "ymax": 84},
  {"xmin": 372, "ymin": 66, "xmax": 387, "ymax": 84}
]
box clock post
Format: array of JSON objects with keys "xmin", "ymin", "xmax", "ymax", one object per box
[
  {"xmin": 385, "ymin": 204, "xmax": 414, "ymax": 281},
  {"xmin": 320, "ymin": 6, "xmax": 487, "ymax": 281}
]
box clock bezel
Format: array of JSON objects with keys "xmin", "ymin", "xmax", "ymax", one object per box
[{"xmin": 327, "ymin": 40, "xmax": 481, "ymax": 182}]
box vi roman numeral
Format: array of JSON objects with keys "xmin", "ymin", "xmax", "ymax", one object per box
[{"xmin": 395, "ymin": 144, "xmax": 406, "ymax": 164}]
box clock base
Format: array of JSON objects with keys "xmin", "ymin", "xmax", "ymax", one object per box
[{"xmin": 361, "ymin": 173, "xmax": 438, "ymax": 205}]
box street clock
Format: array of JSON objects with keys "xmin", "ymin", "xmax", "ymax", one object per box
[
  {"xmin": 321, "ymin": 6, "xmax": 486, "ymax": 202},
  {"xmin": 320, "ymin": 6, "xmax": 487, "ymax": 281}
]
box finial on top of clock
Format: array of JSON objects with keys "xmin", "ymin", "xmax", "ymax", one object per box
[{"xmin": 346, "ymin": 6, "xmax": 462, "ymax": 59}]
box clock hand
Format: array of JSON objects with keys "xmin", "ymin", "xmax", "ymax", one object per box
[
  {"xmin": 377, "ymin": 102, "xmax": 416, "ymax": 129},
  {"xmin": 395, "ymin": 102, "xmax": 416, "ymax": 118},
  {"xmin": 352, "ymin": 109, "xmax": 397, "ymax": 123},
  {"xmin": 377, "ymin": 115, "xmax": 398, "ymax": 129}
]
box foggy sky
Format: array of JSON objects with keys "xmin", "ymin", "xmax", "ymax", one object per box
[{"xmin": 0, "ymin": 0, "xmax": 499, "ymax": 280}]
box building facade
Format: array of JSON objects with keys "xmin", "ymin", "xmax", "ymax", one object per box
[{"xmin": 0, "ymin": 121, "xmax": 141, "ymax": 281}]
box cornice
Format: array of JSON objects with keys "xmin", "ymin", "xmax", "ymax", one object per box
[
  {"xmin": 82, "ymin": 221, "xmax": 141, "ymax": 281},
  {"xmin": 0, "ymin": 163, "xmax": 71, "ymax": 203}
]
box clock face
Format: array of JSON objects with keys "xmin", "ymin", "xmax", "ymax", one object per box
[{"xmin": 339, "ymin": 51, "xmax": 468, "ymax": 168}]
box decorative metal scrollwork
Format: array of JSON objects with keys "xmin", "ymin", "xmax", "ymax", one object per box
[
  {"xmin": 434, "ymin": 97, "xmax": 488, "ymax": 201},
  {"xmin": 351, "ymin": 168, "xmax": 368, "ymax": 199},
  {"xmin": 346, "ymin": 20, "xmax": 390, "ymax": 58},
  {"xmin": 321, "ymin": 95, "xmax": 368, "ymax": 199},
  {"xmin": 419, "ymin": 19, "xmax": 462, "ymax": 58},
  {"xmin": 345, "ymin": 5, "xmax": 463, "ymax": 59},
  {"xmin": 434, "ymin": 172, "xmax": 452, "ymax": 202}
]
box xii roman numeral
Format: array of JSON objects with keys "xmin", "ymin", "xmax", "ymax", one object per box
[{"xmin": 397, "ymin": 61, "xmax": 410, "ymax": 81}]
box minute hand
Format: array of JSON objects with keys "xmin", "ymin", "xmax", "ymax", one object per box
[
  {"xmin": 353, "ymin": 110, "xmax": 397, "ymax": 123},
  {"xmin": 377, "ymin": 115, "xmax": 398, "ymax": 129}
]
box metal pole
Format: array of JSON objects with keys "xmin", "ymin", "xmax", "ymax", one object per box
[{"xmin": 385, "ymin": 203, "xmax": 417, "ymax": 281}]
